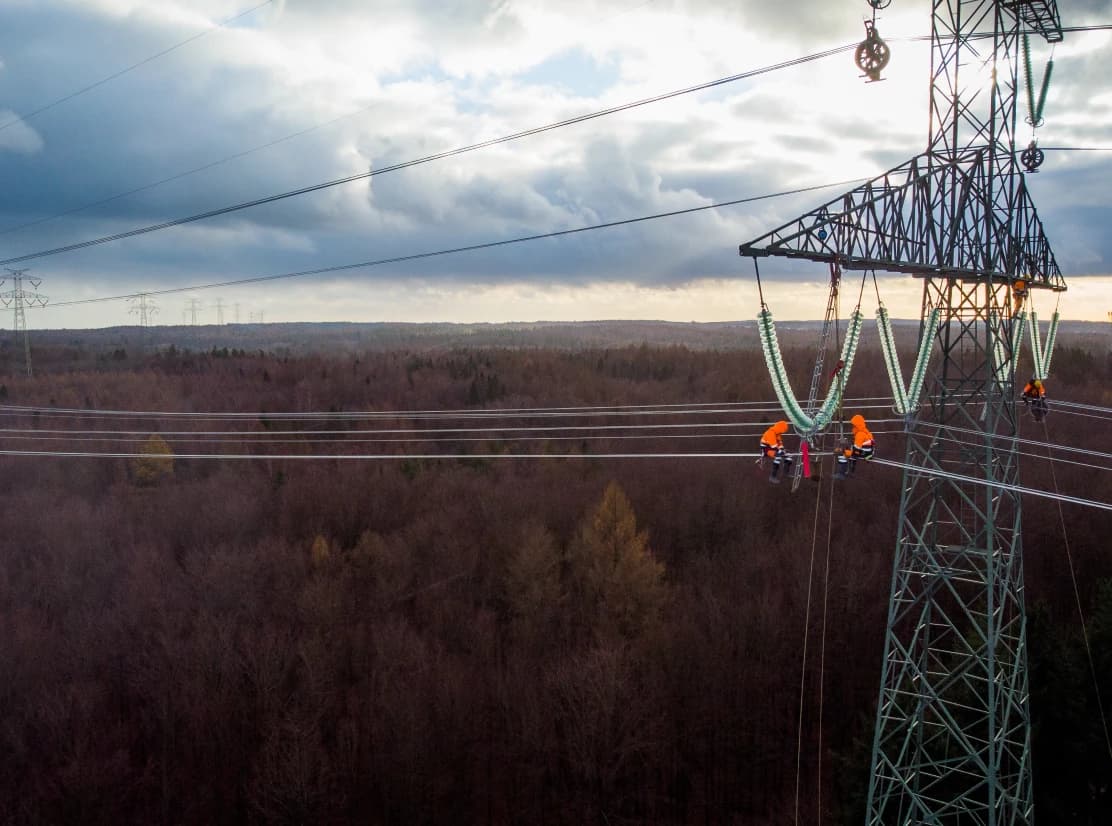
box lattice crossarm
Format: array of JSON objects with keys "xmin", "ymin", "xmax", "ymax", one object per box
[{"xmin": 1004, "ymin": 0, "xmax": 1064, "ymax": 43}]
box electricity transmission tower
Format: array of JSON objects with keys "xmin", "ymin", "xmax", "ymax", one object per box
[
  {"xmin": 214, "ymin": 297, "xmax": 225, "ymax": 325},
  {"xmin": 1, "ymin": 267, "xmax": 48, "ymax": 376},
  {"xmin": 129, "ymin": 293, "xmax": 158, "ymax": 327},
  {"xmin": 739, "ymin": 2, "xmax": 1064, "ymax": 823},
  {"xmin": 184, "ymin": 298, "xmax": 202, "ymax": 326}
]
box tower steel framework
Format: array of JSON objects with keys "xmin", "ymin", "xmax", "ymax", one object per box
[
  {"xmin": 739, "ymin": 2, "xmax": 1064, "ymax": 823},
  {"xmin": 1, "ymin": 267, "xmax": 48, "ymax": 377}
]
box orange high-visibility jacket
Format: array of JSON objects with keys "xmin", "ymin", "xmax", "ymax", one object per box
[
  {"xmin": 1023, "ymin": 380, "xmax": 1045, "ymax": 398},
  {"xmin": 850, "ymin": 414, "xmax": 874, "ymax": 448},
  {"xmin": 761, "ymin": 420, "xmax": 789, "ymax": 448}
]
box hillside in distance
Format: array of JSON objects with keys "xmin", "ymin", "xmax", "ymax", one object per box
[{"xmin": 12, "ymin": 317, "xmax": 1112, "ymax": 358}]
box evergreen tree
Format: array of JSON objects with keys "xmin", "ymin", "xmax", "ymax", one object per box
[{"xmin": 567, "ymin": 481, "xmax": 666, "ymax": 642}]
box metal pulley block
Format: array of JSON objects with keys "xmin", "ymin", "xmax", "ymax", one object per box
[
  {"xmin": 867, "ymin": 0, "xmax": 892, "ymax": 8},
  {"xmin": 1021, "ymin": 140, "xmax": 1045, "ymax": 173},
  {"xmin": 855, "ymin": 20, "xmax": 890, "ymax": 82}
]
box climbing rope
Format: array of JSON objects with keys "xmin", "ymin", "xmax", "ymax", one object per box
[
  {"xmin": 1038, "ymin": 417, "xmax": 1112, "ymax": 762},
  {"xmin": 814, "ymin": 453, "xmax": 838, "ymax": 825},
  {"xmin": 795, "ymin": 470, "xmax": 827, "ymax": 826},
  {"xmin": 805, "ymin": 263, "xmax": 844, "ymax": 433},
  {"xmin": 822, "ymin": 271, "xmax": 847, "ymax": 460}
]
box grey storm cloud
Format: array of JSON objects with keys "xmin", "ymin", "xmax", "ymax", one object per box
[{"xmin": 0, "ymin": 0, "xmax": 1108, "ymax": 327}]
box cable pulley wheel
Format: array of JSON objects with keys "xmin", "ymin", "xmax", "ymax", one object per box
[
  {"xmin": 1021, "ymin": 142, "xmax": 1045, "ymax": 173},
  {"xmin": 855, "ymin": 22, "xmax": 890, "ymax": 82}
]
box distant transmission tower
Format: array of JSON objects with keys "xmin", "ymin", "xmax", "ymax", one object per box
[
  {"xmin": 740, "ymin": 2, "xmax": 1064, "ymax": 823},
  {"xmin": 234, "ymin": 302, "xmax": 241, "ymax": 324},
  {"xmin": 128, "ymin": 293, "xmax": 158, "ymax": 327},
  {"xmin": 185, "ymin": 298, "xmax": 202, "ymax": 326},
  {"xmin": 1, "ymin": 268, "xmax": 48, "ymax": 376},
  {"xmin": 214, "ymin": 297, "xmax": 225, "ymax": 325}
]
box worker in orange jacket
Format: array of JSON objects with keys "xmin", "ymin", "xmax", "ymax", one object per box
[
  {"xmin": 835, "ymin": 414, "xmax": 875, "ymax": 479},
  {"xmin": 759, "ymin": 420, "xmax": 793, "ymax": 484},
  {"xmin": 1022, "ymin": 376, "xmax": 1048, "ymax": 421},
  {"xmin": 1012, "ymin": 278, "xmax": 1028, "ymax": 316}
]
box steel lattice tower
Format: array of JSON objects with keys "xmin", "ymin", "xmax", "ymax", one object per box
[
  {"xmin": 1, "ymin": 267, "xmax": 48, "ymax": 376},
  {"xmin": 739, "ymin": 2, "xmax": 1064, "ymax": 823}
]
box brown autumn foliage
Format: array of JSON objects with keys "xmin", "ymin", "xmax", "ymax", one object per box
[
  {"xmin": 0, "ymin": 330, "xmax": 1106, "ymax": 825},
  {"xmin": 130, "ymin": 433, "xmax": 175, "ymax": 486}
]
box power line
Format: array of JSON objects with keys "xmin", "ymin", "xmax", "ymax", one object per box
[
  {"xmin": 5, "ymin": 20, "xmax": 1110, "ymax": 258},
  {"xmin": 1039, "ymin": 406, "xmax": 1112, "ymax": 423},
  {"xmin": 0, "ymin": 431, "xmax": 780, "ymax": 446},
  {"xmin": 1058, "ymin": 23, "xmax": 1112, "ymax": 34},
  {"xmin": 37, "ymin": 177, "xmax": 866, "ymax": 307},
  {"xmin": 0, "ymin": 449, "xmax": 753, "ymax": 460},
  {"xmin": 3, "ymin": 423, "xmax": 1103, "ymax": 477},
  {"xmin": 0, "ymin": 44, "xmax": 856, "ymax": 270},
  {"xmin": 913, "ymin": 430, "xmax": 1112, "ymax": 475},
  {"xmin": 0, "ymin": 1, "xmax": 274, "ymax": 136},
  {"xmin": 0, "ymin": 396, "xmax": 898, "ymax": 421},
  {"xmin": 0, "ymin": 418, "xmax": 911, "ymax": 440},
  {"xmin": 870, "ymin": 457, "xmax": 1112, "ymax": 513},
  {"xmin": 11, "ymin": 26, "xmax": 1112, "ymax": 243},
  {"xmin": 918, "ymin": 419, "xmax": 1112, "ymax": 464},
  {"xmin": 0, "ymin": 419, "xmax": 881, "ymax": 438},
  {"xmin": 1050, "ymin": 398, "xmax": 1112, "ymax": 416},
  {"xmin": 0, "ymin": 446, "xmax": 1104, "ymax": 513},
  {"xmin": 0, "ymin": 97, "xmax": 385, "ymax": 238},
  {"xmin": 1, "ymin": 419, "xmax": 1103, "ymax": 476}
]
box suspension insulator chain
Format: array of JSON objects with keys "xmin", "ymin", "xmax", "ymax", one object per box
[
  {"xmin": 758, "ymin": 307, "xmax": 865, "ymax": 436},
  {"xmin": 877, "ymin": 305, "xmax": 940, "ymax": 416},
  {"xmin": 855, "ymin": 20, "xmax": 890, "ymax": 82},
  {"xmin": 1027, "ymin": 310, "xmax": 1061, "ymax": 381},
  {"xmin": 1021, "ymin": 34, "xmax": 1054, "ymax": 173}
]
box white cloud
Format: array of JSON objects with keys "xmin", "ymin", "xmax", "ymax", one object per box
[
  {"xmin": 0, "ymin": 0, "xmax": 1108, "ymax": 329},
  {"xmin": 0, "ymin": 111, "xmax": 44, "ymax": 153}
]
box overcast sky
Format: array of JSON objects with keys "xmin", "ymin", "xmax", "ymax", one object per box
[{"xmin": 1, "ymin": 0, "xmax": 1110, "ymax": 328}]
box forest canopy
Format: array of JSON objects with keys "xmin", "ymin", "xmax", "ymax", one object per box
[{"xmin": 0, "ymin": 329, "xmax": 1108, "ymax": 825}]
